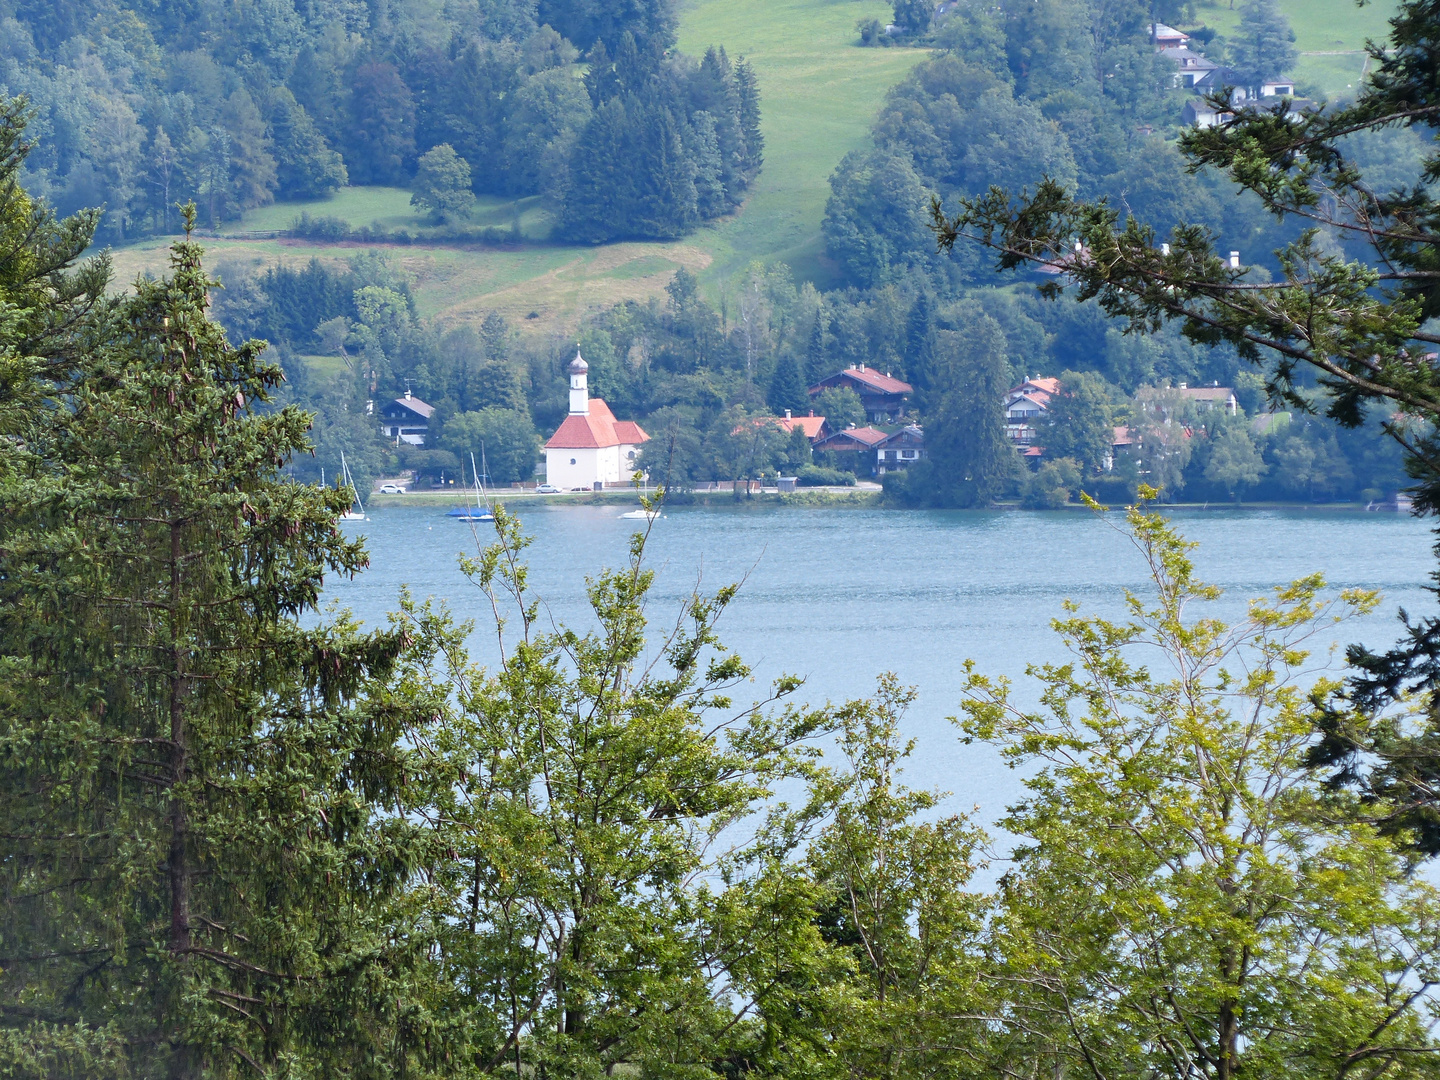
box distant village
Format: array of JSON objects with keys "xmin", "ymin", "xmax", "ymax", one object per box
[{"xmin": 375, "ymin": 351, "xmax": 1270, "ymax": 494}]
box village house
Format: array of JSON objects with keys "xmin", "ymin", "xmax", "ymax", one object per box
[
  {"xmin": 813, "ymin": 425, "xmax": 889, "ymax": 475},
  {"xmin": 746, "ymin": 410, "xmax": 830, "ymax": 442},
  {"xmin": 543, "ymin": 350, "xmax": 650, "ymax": 490},
  {"xmin": 1159, "ymin": 45, "xmax": 1218, "ymax": 88},
  {"xmin": 730, "ymin": 411, "xmax": 832, "ymax": 458},
  {"xmin": 875, "ymin": 425, "xmax": 925, "ymax": 475},
  {"xmin": 1182, "ymin": 97, "xmax": 1233, "ymax": 128},
  {"xmin": 809, "ymin": 365, "xmax": 913, "ymax": 422},
  {"xmin": 379, "ymin": 390, "xmax": 434, "ymax": 446},
  {"xmin": 1005, "ymin": 376, "xmax": 1060, "ymax": 447},
  {"xmin": 1177, "ymin": 383, "xmax": 1239, "ymax": 413}
]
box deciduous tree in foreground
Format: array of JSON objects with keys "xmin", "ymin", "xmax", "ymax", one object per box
[{"xmin": 963, "ymin": 495, "xmax": 1440, "ymax": 1079}]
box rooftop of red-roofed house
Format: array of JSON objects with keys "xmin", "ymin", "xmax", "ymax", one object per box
[
  {"xmin": 735, "ymin": 413, "xmax": 831, "ymax": 440},
  {"xmin": 810, "ymin": 366, "xmax": 913, "ymax": 397},
  {"xmin": 814, "ymin": 425, "xmax": 889, "ymax": 450}
]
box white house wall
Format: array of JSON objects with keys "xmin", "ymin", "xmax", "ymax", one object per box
[{"xmin": 545, "ymin": 444, "xmax": 644, "ymax": 489}]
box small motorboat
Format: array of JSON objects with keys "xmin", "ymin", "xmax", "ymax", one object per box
[{"xmin": 620, "ymin": 508, "xmax": 661, "ymax": 521}]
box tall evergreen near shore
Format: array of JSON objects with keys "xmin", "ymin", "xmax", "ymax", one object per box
[{"xmin": 0, "ymin": 160, "xmax": 437, "ymax": 1076}]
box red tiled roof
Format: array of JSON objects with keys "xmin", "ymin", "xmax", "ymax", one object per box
[
  {"xmin": 1010, "ymin": 377, "xmax": 1060, "ymax": 397},
  {"xmin": 613, "ymin": 421, "xmax": 648, "ymax": 444},
  {"xmin": 545, "ymin": 399, "xmax": 650, "ymax": 449},
  {"xmin": 736, "ymin": 415, "xmax": 829, "ymax": 439},
  {"xmin": 811, "ymin": 366, "xmax": 913, "ymax": 396},
  {"xmin": 783, "ymin": 415, "xmax": 828, "ymax": 439},
  {"xmin": 1112, "ymin": 425, "xmax": 1135, "ymax": 447},
  {"xmin": 815, "ymin": 426, "xmax": 888, "ymax": 450}
]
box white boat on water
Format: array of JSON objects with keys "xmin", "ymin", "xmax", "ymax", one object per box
[
  {"xmin": 619, "ymin": 508, "xmax": 661, "ymax": 521},
  {"xmin": 338, "ymin": 452, "xmax": 367, "ymax": 521},
  {"xmin": 449, "ymin": 449, "xmax": 495, "ymax": 522}
]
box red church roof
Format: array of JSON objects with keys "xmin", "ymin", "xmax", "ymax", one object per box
[{"xmin": 545, "ymin": 398, "xmax": 650, "ymax": 450}]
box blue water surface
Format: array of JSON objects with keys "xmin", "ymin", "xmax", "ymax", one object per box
[{"xmin": 324, "ymin": 503, "xmax": 1435, "ymax": 847}]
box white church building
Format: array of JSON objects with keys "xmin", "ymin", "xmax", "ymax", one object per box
[{"xmin": 544, "ymin": 350, "xmax": 650, "ymax": 490}]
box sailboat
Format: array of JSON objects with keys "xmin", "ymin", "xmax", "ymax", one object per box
[
  {"xmin": 448, "ymin": 448, "xmax": 495, "ymax": 521},
  {"xmin": 338, "ymin": 452, "xmax": 367, "ymax": 521}
]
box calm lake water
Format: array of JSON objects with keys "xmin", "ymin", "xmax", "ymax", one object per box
[{"xmin": 326, "ymin": 503, "xmax": 1436, "ymax": 843}]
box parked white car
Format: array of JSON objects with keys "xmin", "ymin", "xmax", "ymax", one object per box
[
  {"xmin": 378, "ymin": 483, "xmax": 406, "ymax": 494},
  {"xmin": 535, "ymin": 484, "xmax": 560, "ymax": 494}
]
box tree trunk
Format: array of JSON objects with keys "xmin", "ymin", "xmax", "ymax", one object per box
[{"xmin": 168, "ymin": 519, "xmax": 194, "ymax": 1080}]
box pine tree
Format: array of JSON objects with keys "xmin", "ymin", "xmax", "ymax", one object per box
[
  {"xmin": 564, "ymin": 96, "xmax": 631, "ymax": 242},
  {"xmin": 583, "ymin": 39, "xmax": 622, "ymax": 105},
  {"xmin": 903, "ymin": 289, "xmax": 934, "ymax": 395},
  {"xmin": 805, "ymin": 310, "xmax": 830, "ymax": 385},
  {"xmin": 768, "ymin": 351, "xmax": 809, "ymax": 416},
  {"xmin": 0, "ymin": 210, "xmax": 437, "ymax": 1076},
  {"xmin": 1230, "ymin": 0, "xmax": 1298, "ymax": 89},
  {"xmin": 735, "ymin": 57, "xmax": 764, "ymax": 184},
  {"xmin": 924, "ymin": 323, "xmax": 1017, "ymax": 507}
]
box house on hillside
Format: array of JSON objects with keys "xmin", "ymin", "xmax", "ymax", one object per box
[
  {"xmin": 544, "ymin": 350, "xmax": 650, "ymax": 490},
  {"xmin": 1182, "ymin": 96, "xmax": 1233, "ymax": 128},
  {"xmin": 380, "ymin": 390, "xmax": 435, "ymax": 446},
  {"xmin": 756, "ymin": 410, "xmax": 830, "ymax": 442},
  {"xmin": 1178, "ymin": 383, "xmax": 1239, "ymax": 414},
  {"xmin": 809, "ymin": 365, "xmax": 913, "ymax": 422},
  {"xmin": 1160, "ymin": 46, "xmax": 1218, "ymax": 88},
  {"xmin": 1005, "ymin": 376, "xmax": 1060, "ymax": 447},
  {"xmin": 875, "ymin": 425, "xmax": 925, "ymax": 475}
]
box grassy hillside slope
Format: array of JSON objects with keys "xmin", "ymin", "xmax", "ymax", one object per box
[
  {"xmin": 106, "ymin": 0, "xmax": 1398, "ymax": 337},
  {"xmin": 109, "ymin": 0, "xmax": 922, "ymax": 336}
]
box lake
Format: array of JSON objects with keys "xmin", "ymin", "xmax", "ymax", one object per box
[{"xmin": 326, "ymin": 502, "xmax": 1436, "ymax": 843}]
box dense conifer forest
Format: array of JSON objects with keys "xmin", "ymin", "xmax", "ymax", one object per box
[{"xmin": 0, "ymin": 0, "xmax": 759, "ymax": 243}]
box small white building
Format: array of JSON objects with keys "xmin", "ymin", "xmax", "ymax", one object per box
[{"xmin": 543, "ymin": 350, "xmax": 650, "ymax": 490}]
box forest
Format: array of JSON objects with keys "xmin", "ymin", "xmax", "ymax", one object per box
[{"xmin": 0, "ymin": 0, "xmax": 760, "ymax": 243}]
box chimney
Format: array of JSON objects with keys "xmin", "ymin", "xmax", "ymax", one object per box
[
  {"xmin": 1179, "ymin": 381, "xmax": 1188, "ymax": 389},
  {"xmin": 1229, "ymin": 251, "xmax": 1241, "ymax": 269},
  {"xmin": 809, "ymin": 410, "xmax": 814, "ymax": 417},
  {"xmin": 784, "ymin": 409, "xmax": 792, "ymax": 420}
]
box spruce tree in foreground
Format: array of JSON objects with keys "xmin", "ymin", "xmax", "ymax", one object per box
[{"xmin": 0, "ymin": 205, "xmax": 437, "ymax": 1078}]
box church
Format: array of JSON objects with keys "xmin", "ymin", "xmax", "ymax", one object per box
[{"xmin": 544, "ymin": 350, "xmax": 650, "ymax": 490}]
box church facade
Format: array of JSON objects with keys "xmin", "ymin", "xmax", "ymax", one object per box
[{"xmin": 544, "ymin": 351, "xmax": 650, "ymax": 490}]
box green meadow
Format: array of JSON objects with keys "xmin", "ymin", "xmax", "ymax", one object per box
[
  {"xmin": 109, "ymin": 0, "xmax": 1398, "ymax": 338},
  {"xmin": 112, "ymin": 0, "xmax": 920, "ymax": 335}
]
